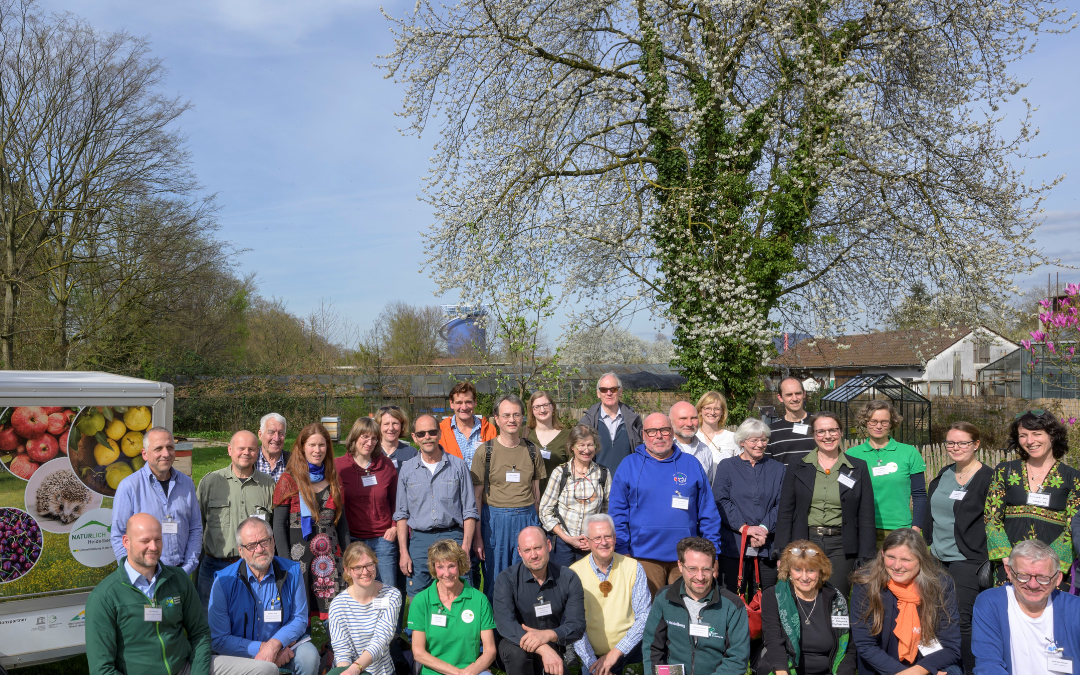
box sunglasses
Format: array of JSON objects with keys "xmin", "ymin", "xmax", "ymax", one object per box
[
  {"xmin": 413, "ymin": 429, "xmax": 438, "ymax": 438},
  {"xmin": 789, "ymin": 548, "xmax": 819, "ymax": 557},
  {"xmin": 1016, "ymin": 409, "xmax": 1047, "ymax": 419},
  {"xmin": 598, "ymin": 387, "xmax": 620, "ymax": 394},
  {"xmin": 379, "ymin": 405, "xmax": 402, "ymax": 413}
]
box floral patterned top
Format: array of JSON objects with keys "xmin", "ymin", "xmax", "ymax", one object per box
[{"xmin": 984, "ymin": 458, "xmax": 1080, "ymax": 573}]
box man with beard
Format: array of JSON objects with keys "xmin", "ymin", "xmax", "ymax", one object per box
[
  {"xmin": 86, "ymin": 513, "xmax": 212, "ymax": 675},
  {"xmin": 493, "ymin": 526, "xmax": 586, "ymax": 675},
  {"xmin": 206, "ymin": 517, "xmax": 319, "ymax": 675}
]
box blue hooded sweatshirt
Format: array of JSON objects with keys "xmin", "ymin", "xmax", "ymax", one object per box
[{"xmin": 609, "ymin": 443, "xmax": 724, "ymax": 561}]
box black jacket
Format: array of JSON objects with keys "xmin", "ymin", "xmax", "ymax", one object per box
[
  {"xmin": 759, "ymin": 583, "xmax": 857, "ymax": 675},
  {"xmin": 921, "ymin": 463, "xmax": 994, "ymax": 561},
  {"xmin": 775, "ymin": 453, "xmax": 877, "ymax": 559}
]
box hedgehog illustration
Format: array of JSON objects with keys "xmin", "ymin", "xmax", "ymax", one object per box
[{"xmin": 36, "ymin": 469, "xmax": 92, "ymax": 524}]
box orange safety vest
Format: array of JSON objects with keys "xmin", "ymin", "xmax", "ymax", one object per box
[{"xmin": 439, "ymin": 416, "xmax": 497, "ymax": 459}]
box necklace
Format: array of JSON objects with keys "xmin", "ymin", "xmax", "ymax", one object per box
[
  {"xmin": 795, "ymin": 593, "xmax": 819, "ymax": 625},
  {"xmin": 1028, "ymin": 461, "xmax": 1055, "ymax": 492}
]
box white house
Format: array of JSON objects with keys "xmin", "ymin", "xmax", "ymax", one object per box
[{"xmin": 771, "ymin": 326, "xmax": 1019, "ymax": 396}]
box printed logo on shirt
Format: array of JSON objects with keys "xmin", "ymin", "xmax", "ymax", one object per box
[
  {"xmin": 673, "ymin": 473, "xmax": 687, "ymax": 485},
  {"xmin": 162, "ymin": 596, "xmax": 181, "ymax": 607},
  {"xmin": 461, "ymin": 609, "xmax": 475, "ymax": 623}
]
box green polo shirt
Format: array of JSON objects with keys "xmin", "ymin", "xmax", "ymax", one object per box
[
  {"xmin": 408, "ymin": 582, "xmax": 495, "ymax": 675},
  {"xmin": 847, "ymin": 438, "xmax": 926, "ymax": 529},
  {"xmin": 196, "ymin": 465, "xmax": 275, "ymax": 558},
  {"xmin": 806, "ymin": 450, "xmax": 853, "ymax": 528}
]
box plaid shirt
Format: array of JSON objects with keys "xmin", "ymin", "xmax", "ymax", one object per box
[
  {"xmin": 256, "ymin": 451, "xmax": 289, "ymax": 483},
  {"xmin": 538, "ymin": 462, "xmax": 611, "ymax": 537}
]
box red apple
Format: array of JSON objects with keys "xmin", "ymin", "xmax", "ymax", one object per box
[
  {"xmin": 11, "ymin": 407, "xmax": 49, "ymax": 439},
  {"xmin": 0, "ymin": 424, "xmax": 18, "ymax": 451},
  {"xmin": 40, "ymin": 406, "xmax": 62, "ymax": 414},
  {"xmin": 61, "ymin": 409, "xmax": 75, "ymax": 424},
  {"xmin": 25, "ymin": 434, "xmax": 59, "ymax": 463},
  {"xmin": 58, "ymin": 430, "xmax": 69, "ymax": 454},
  {"xmin": 47, "ymin": 412, "xmax": 68, "ymax": 435},
  {"xmin": 9, "ymin": 454, "xmax": 38, "ymax": 479}
]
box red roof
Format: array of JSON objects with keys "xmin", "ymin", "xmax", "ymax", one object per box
[{"xmin": 771, "ymin": 327, "xmax": 974, "ymax": 369}]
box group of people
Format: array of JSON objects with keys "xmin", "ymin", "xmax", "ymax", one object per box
[{"xmin": 85, "ymin": 374, "xmax": 1080, "ymax": 675}]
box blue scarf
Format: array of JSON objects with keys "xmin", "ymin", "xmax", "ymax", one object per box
[{"xmin": 300, "ymin": 463, "xmax": 326, "ymax": 539}]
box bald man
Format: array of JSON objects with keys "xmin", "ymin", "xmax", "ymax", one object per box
[
  {"xmin": 86, "ymin": 513, "xmax": 212, "ymax": 675},
  {"xmin": 196, "ymin": 430, "xmax": 276, "ymax": 608},
  {"xmin": 608, "ymin": 413, "xmax": 724, "ymax": 595},
  {"xmin": 493, "ymin": 526, "xmax": 586, "ymax": 675},
  {"xmin": 669, "ymin": 401, "xmax": 716, "ymax": 485}
]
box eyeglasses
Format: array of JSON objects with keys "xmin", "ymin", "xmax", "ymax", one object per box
[
  {"xmin": 743, "ymin": 438, "xmax": 769, "ymax": 446},
  {"xmin": 598, "ymin": 387, "xmax": 620, "ymax": 394},
  {"xmin": 1016, "ymin": 409, "xmax": 1047, "ymax": 419},
  {"xmin": 944, "ymin": 441, "xmax": 975, "ymax": 449},
  {"xmin": 643, "ymin": 427, "xmax": 673, "ymax": 438},
  {"xmin": 789, "ymin": 548, "xmax": 819, "ymax": 557},
  {"xmin": 814, "ymin": 428, "xmax": 841, "ymax": 437},
  {"xmin": 701, "ymin": 406, "xmax": 723, "ymax": 414},
  {"xmin": 866, "ymin": 420, "xmax": 891, "ymax": 428},
  {"xmin": 499, "ymin": 413, "xmax": 523, "ymax": 420},
  {"xmin": 1006, "ymin": 564, "xmax": 1059, "ymax": 586},
  {"xmin": 413, "ymin": 429, "xmax": 438, "ymax": 438},
  {"xmin": 240, "ymin": 537, "xmax": 273, "ymax": 553},
  {"xmin": 589, "ymin": 534, "xmax": 614, "ymax": 544},
  {"xmin": 350, "ymin": 563, "xmax": 378, "ymax": 575},
  {"xmin": 532, "ymin": 403, "xmax": 553, "ymax": 411},
  {"xmin": 681, "ymin": 565, "xmax": 714, "ymax": 575}
]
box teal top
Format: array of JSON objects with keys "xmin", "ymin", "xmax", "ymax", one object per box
[{"xmin": 929, "ymin": 468, "xmax": 964, "ymax": 561}]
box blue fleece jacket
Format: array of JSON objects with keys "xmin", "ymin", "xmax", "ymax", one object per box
[
  {"xmin": 609, "ymin": 444, "xmax": 723, "ymax": 561},
  {"xmin": 972, "ymin": 585, "xmax": 1080, "ymax": 675}
]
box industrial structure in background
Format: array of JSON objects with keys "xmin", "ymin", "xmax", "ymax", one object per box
[{"xmin": 440, "ymin": 304, "xmax": 487, "ymax": 356}]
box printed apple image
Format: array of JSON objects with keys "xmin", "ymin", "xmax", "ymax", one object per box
[
  {"xmin": 46, "ymin": 413, "xmax": 67, "ymax": 435},
  {"xmin": 9, "ymin": 455, "xmax": 38, "ymax": 479},
  {"xmin": 11, "ymin": 407, "xmax": 49, "ymax": 439},
  {"xmin": 25, "ymin": 435, "xmax": 59, "ymax": 463},
  {"xmin": 0, "ymin": 425, "xmax": 18, "ymax": 452}
]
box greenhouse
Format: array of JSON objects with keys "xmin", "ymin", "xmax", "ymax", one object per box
[
  {"xmin": 976, "ymin": 344, "xmax": 1080, "ymax": 399},
  {"xmin": 820, "ymin": 373, "xmax": 931, "ymax": 446}
]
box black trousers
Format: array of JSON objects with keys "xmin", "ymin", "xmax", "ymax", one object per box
[
  {"xmin": 809, "ymin": 532, "xmax": 857, "ymax": 599},
  {"xmin": 497, "ymin": 638, "xmax": 564, "ymax": 675},
  {"xmin": 940, "ymin": 559, "xmax": 985, "ymax": 675},
  {"xmin": 719, "ymin": 554, "xmax": 778, "ymax": 596}
]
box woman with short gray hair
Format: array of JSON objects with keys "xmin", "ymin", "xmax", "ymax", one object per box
[{"xmin": 714, "ymin": 418, "xmax": 786, "ymax": 595}]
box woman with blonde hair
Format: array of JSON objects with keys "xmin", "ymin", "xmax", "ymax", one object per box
[
  {"xmin": 273, "ymin": 422, "xmax": 350, "ymax": 618},
  {"xmin": 408, "ymin": 539, "xmax": 496, "ymax": 675},
  {"xmin": 327, "ymin": 541, "xmax": 402, "ymax": 675},
  {"xmin": 696, "ymin": 390, "xmax": 739, "ymax": 463},
  {"xmin": 375, "ymin": 405, "xmax": 418, "ymax": 469},
  {"xmin": 850, "ymin": 528, "xmax": 962, "ymax": 675},
  {"xmin": 525, "ymin": 390, "xmax": 569, "ymax": 495},
  {"xmin": 759, "ymin": 540, "xmax": 855, "ymax": 675}
]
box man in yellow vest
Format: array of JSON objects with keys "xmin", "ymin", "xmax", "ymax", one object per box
[{"xmin": 570, "ymin": 514, "xmax": 650, "ymax": 675}]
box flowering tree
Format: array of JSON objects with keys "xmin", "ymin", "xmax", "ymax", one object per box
[
  {"xmin": 382, "ymin": 0, "xmax": 1070, "ymax": 418},
  {"xmin": 1021, "ymin": 283, "xmax": 1080, "ymax": 389}
]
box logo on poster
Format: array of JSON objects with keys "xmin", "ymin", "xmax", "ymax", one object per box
[{"xmin": 69, "ymin": 508, "xmax": 114, "ymax": 567}]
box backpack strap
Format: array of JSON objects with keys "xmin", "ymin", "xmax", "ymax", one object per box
[
  {"xmin": 483, "ymin": 440, "xmax": 495, "ymax": 497},
  {"xmin": 554, "ymin": 461, "xmax": 574, "ymax": 531}
]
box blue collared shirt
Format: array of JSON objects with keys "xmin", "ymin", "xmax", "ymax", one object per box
[
  {"xmin": 451, "ymin": 415, "xmax": 484, "ymax": 466},
  {"xmin": 208, "ymin": 559, "xmax": 309, "ymax": 656},
  {"xmin": 393, "ymin": 451, "xmax": 479, "ymax": 530},
  {"xmin": 123, "ymin": 559, "xmax": 162, "ymax": 599},
  {"xmin": 111, "ymin": 463, "xmax": 202, "ymax": 574}
]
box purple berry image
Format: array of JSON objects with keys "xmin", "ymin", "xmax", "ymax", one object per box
[{"xmin": 0, "ymin": 508, "xmax": 44, "ymax": 582}]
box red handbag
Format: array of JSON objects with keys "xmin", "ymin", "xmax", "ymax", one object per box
[{"xmin": 737, "ymin": 528, "xmax": 763, "ymax": 639}]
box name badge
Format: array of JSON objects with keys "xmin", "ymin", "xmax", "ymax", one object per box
[
  {"xmin": 264, "ymin": 610, "xmax": 282, "ymax": 623},
  {"xmin": 837, "ymin": 473, "xmax": 856, "ymax": 489},
  {"xmin": 362, "ymin": 475, "xmax": 378, "ymax": 487},
  {"xmin": 534, "ymin": 602, "xmax": 553, "ymax": 617},
  {"xmin": 541, "ymin": 450, "xmax": 552, "ymax": 460},
  {"xmin": 919, "ymin": 639, "xmax": 944, "ymax": 656},
  {"xmin": 949, "ymin": 490, "xmax": 967, "ymax": 500},
  {"xmin": 872, "ymin": 465, "xmax": 893, "ymax": 477},
  {"xmin": 161, "ymin": 521, "xmax": 179, "ymax": 535},
  {"xmin": 253, "ymin": 513, "xmax": 267, "ymax": 521},
  {"xmin": 792, "ymin": 423, "xmax": 809, "ymax": 435},
  {"xmin": 1049, "ymin": 657, "xmax": 1074, "ymax": 673},
  {"xmin": 656, "ymin": 666, "xmax": 685, "ymax": 675},
  {"xmin": 431, "ymin": 613, "xmax": 447, "ymax": 627},
  {"xmin": 144, "ymin": 606, "xmax": 163, "ymax": 622},
  {"xmin": 689, "ymin": 623, "xmax": 711, "ymax": 637},
  {"xmin": 393, "ymin": 459, "xmax": 400, "ymax": 468},
  {"xmin": 745, "ymin": 546, "xmax": 758, "ymax": 556},
  {"xmin": 672, "ymin": 497, "xmax": 690, "ymax": 510},
  {"xmin": 1028, "ymin": 492, "xmax": 1051, "ymax": 507},
  {"xmin": 373, "ymin": 597, "xmax": 391, "ymax": 610},
  {"xmin": 831, "ymin": 615, "xmax": 849, "ymax": 628},
  {"xmin": 506, "ymin": 472, "xmax": 522, "ymax": 483}
]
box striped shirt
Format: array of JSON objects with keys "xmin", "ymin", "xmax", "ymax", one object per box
[
  {"xmin": 538, "ymin": 462, "xmax": 611, "ymax": 537},
  {"xmin": 765, "ymin": 418, "xmax": 817, "ymax": 465},
  {"xmin": 327, "ymin": 585, "xmax": 402, "ymax": 675},
  {"xmin": 573, "ymin": 555, "xmax": 650, "ymax": 666}
]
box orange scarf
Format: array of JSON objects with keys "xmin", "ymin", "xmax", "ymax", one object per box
[{"xmin": 888, "ymin": 579, "xmax": 922, "ymax": 664}]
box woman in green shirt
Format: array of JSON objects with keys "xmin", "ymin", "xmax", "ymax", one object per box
[
  {"xmin": 846, "ymin": 401, "xmax": 927, "ymax": 547},
  {"xmin": 525, "ymin": 391, "xmax": 569, "ymax": 495}
]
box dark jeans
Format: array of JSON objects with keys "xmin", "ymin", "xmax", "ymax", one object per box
[
  {"xmin": 719, "ymin": 555, "xmax": 778, "ymax": 596},
  {"xmin": 940, "ymin": 559, "xmax": 985, "ymax": 675},
  {"xmin": 197, "ymin": 554, "xmax": 236, "ymax": 611},
  {"xmin": 407, "ymin": 527, "xmax": 466, "ymax": 596},
  {"xmin": 809, "ymin": 532, "xmax": 857, "ymax": 598},
  {"xmin": 497, "ymin": 638, "xmax": 564, "ymax": 675},
  {"xmin": 549, "ymin": 534, "xmax": 588, "ymax": 568}
]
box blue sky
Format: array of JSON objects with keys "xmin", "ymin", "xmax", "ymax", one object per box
[{"xmin": 43, "ymin": 0, "xmax": 1080, "ymax": 342}]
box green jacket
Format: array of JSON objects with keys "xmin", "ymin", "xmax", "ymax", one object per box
[
  {"xmin": 643, "ymin": 579, "xmax": 751, "ymax": 675},
  {"xmin": 85, "ymin": 559, "xmax": 211, "ymax": 675}
]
